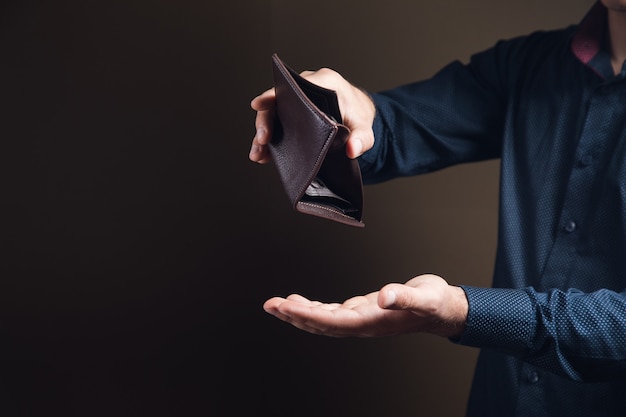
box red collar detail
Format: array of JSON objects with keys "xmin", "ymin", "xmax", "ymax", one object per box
[{"xmin": 571, "ymin": 1, "xmax": 608, "ymax": 65}]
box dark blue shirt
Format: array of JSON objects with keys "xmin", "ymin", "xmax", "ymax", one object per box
[{"xmin": 359, "ymin": 2, "xmax": 626, "ymax": 416}]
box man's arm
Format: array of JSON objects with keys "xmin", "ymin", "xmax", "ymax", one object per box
[
  {"xmin": 263, "ymin": 274, "xmax": 468, "ymax": 339},
  {"xmin": 456, "ymin": 285, "xmax": 626, "ymax": 382}
]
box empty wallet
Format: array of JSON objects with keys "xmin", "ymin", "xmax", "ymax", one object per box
[{"xmin": 268, "ymin": 53, "xmax": 365, "ymax": 227}]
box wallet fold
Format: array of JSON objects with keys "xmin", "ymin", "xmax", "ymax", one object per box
[{"xmin": 269, "ymin": 53, "xmax": 365, "ymax": 228}]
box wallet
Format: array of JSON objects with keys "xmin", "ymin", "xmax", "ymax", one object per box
[{"xmin": 268, "ymin": 53, "xmax": 365, "ymax": 227}]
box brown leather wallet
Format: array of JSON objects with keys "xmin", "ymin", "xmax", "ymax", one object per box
[{"xmin": 269, "ymin": 53, "xmax": 365, "ymax": 227}]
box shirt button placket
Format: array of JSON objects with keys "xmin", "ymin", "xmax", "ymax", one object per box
[
  {"xmin": 578, "ymin": 154, "xmax": 593, "ymax": 167},
  {"xmin": 527, "ymin": 370, "xmax": 540, "ymax": 384},
  {"xmin": 564, "ymin": 220, "xmax": 577, "ymax": 233}
]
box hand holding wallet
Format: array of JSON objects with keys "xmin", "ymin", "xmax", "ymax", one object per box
[{"xmin": 268, "ymin": 53, "xmax": 365, "ymax": 228}]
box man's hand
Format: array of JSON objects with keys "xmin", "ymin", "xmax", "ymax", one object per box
[
  {"xmin": 263, "ymin": 274, "xmax": 469, "ymax": 339},
  {"xmin": 249, "ymin": 68, "xmax": 376, "ymax": 163}
]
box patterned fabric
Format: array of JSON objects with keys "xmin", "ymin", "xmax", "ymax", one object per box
[{"xmin": 358, "ymin": 2, "xmax": 626, "ymax": 416}]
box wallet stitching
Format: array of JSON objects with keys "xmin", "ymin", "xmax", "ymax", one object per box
[
  {"xmin": 274, "ymin": 58, "xmax": 339, "ymax": 202},
  {"xmin": 275, "ymin": 58, "xmax": 340, "ymax": 129},
  {"xmin": 299, "ymin": 201, "xmax": 361, "ymax": 221},
  {"xmin": 272, "ymin": 54, "xmax": 363, "ymax": 227}
]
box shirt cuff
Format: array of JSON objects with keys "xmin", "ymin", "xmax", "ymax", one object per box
[
  {"xmin": 357, "ymin": 93, "xmax": 387, "ymax": 180},
  {"xmin": 452, "ymin": 286, "xmax": 537, "ymax": 355}
]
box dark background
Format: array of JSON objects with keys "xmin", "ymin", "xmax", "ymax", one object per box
[{"xmin": 1, "ymin": 1, "xmax": 591, "ymax": 416}]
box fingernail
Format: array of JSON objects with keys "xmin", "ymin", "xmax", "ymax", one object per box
[{"xmin": 383, "ymin": 290, "xmax": 396, "ymax": 308}]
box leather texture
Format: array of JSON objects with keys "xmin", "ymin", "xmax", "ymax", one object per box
[{"xmin": 269, "ymin": 53, "xmax": 364, "ymax": 227}]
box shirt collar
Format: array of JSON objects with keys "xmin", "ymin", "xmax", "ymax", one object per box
[{"xmin": 571, "ymin": 1, "xmax": 609, "ymax": 75}]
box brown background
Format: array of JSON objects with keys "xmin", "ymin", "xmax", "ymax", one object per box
[{"xmin": 1, "ymin": 1, "xmax": 592, "ymax": 416}]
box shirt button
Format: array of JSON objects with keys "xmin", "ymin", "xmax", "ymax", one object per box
[
  {"xmin": 579, "ymin": 154, "xmax": 593, "ymax": 167},
  {"xmin": 527, "ymin": 371, "xmax": 540, "ymax": 384},
  {"xmin": 564, "ymin": 220, "xmax": 577, "ymax": 233}
]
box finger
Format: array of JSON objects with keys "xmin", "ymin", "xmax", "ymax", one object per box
[
  {"xmin": 249, "ymin": 141, "xmax": 270, "ymax": 163},
  {"xmin": 250, "ymin": 88, "xmax": 276, "ymax": 111},
  {"xmin": 379, "ymin": 281, "xmax": 444, "ymax": 317},
  {"xmin": 284, "ymin": 294, "xmax": 342, "ymax": 310},
  {"xmin": 249, "ymin": 139, "xmax": 271, "ymax": 163},
  {"xmin": 285, "ymin": 293, "xmax": 312, "ymax": 303},
  {"xmin": 345, "ymin": 126, "xmax": 375, "ymax": 159},
  {"xmin": 249, "ymin": 89, "xmax": 276, "ymax": 163},
  {"xmin": 263, "ymin": 296, "xmax": 288, "ymax": 314},
  {"xmin": 341, "ymin": 294, "xmax": 373, "ymax": 309},
  {"xmin": 263, "ymin": 297, "xmax": 311, "ymax": 327},
  {"xmin": 250, "ymin": 106, "xmax": 275, "ymax": 163},
  {"xmin": 343, "ymin": 89, "xmax": 376, "ymax": 159},
  {"xmin": 254, "ymin": 107, "xmax": 274, "ymax": 146},
  {"xmin": 278, "ymin": 305, "xmax": 350, "ymax": 337},
  {"xmin": 378, "ymin": 283, "xmax": 424, "ymax": 310}
]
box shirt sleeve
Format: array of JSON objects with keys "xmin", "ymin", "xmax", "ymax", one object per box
[
  {"xmin": 454, "ymin": 286, "xmax": 626, "ymax": 382},
  {"xmin": 358, "ymin": 46, "xmax": 508, "ymax": 184}
]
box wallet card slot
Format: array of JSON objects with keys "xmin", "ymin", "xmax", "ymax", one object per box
[
  {"xmin": 286, "ymin": 66, "xmax": 343, "ymax": 124},
  {"xmin": 302, "ymin": 177, "xmax": 357, "ymax": 215},
  {"xmin": 270, "ymin": 53, "xmax": 365, "ymax": 227}
]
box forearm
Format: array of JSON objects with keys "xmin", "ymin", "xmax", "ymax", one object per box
[
  {"xmin": 358, "ymin": 60, "xmax": 505, "ymax": 185},
  {"xmin": 454, "ymin": 285, "xmax": 626, "ymax": 382}
]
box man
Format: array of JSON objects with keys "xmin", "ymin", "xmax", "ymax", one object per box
[{"xmin": 249, "ymin": 1, "xmax": 626, "ymax": 415}]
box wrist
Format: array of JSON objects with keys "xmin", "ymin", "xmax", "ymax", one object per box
[{"xmin": 434, "ymin": 285, "xmax": 469, "ymax": 338}]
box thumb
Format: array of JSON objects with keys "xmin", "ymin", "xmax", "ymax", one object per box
[
  {"xmin": 345, "ymin": 126, "xmax": 374, "ymax": 159},
  {"xmin": 378, "ymin": 283, "xmax": 416, "ymax": 310}
]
